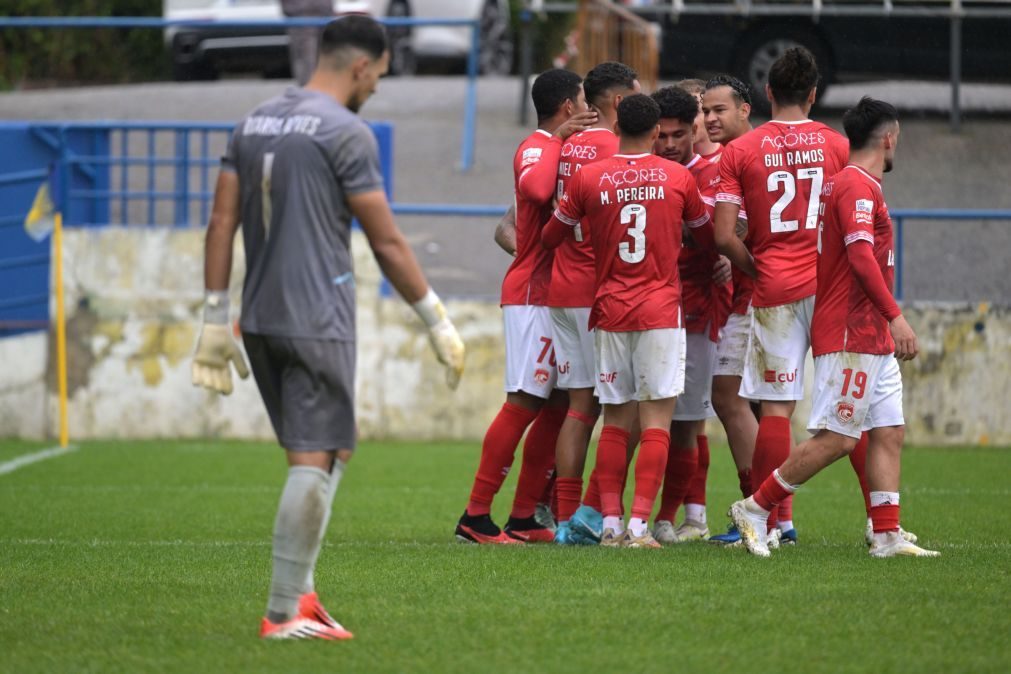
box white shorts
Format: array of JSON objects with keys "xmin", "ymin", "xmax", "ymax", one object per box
[
  {"xmin": 549, "ymin": 307, "xmax": 595, "ymax": 390},
  {"xmin": 740, "ymin": 296, "xmax": 815, "ymax": 402},
  {"xmin": 807, "ymin": 352, "xmax": 904, "ymax": 439},
  {"xmin": 673, "ymin": 330, "xmax": 717, "ymax": 421},
  {"xmin": 714, "ymin": 309, "xmax": 750, "ymax": 378},
  {"xmin": 595, "ymin": 328, "xmax": 686, "ymax": 405},
  {"xmin": 503, "ymin": 305, "xmax": 557, "ymax": 399}
]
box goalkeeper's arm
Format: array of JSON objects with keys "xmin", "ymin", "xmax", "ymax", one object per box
[{"xmin": 349, "ymin": 190, "xmax": 466, "ymax": 389}]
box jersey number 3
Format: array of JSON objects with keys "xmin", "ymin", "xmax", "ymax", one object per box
[
  {"xmin": 767, "ymin": 167, "xmax": 823, "ymax": 233},
  {"xmin": 619, "ymin": 203, "xmax": 647, "ymax": 264}
]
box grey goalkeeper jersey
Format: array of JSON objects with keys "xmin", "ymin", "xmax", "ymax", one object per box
[{"xmin": 223, "ymin": 87, "xmax": 384, "ymax": 341}]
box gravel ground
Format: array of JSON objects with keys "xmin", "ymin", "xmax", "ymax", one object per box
[{"xmin": 2, "ymin": 75, "xmax": 1009, "ymax": 302}]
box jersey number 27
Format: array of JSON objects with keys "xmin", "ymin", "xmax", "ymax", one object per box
[{"xmin": 767, "ymin": 167, "xmax": 823, "ymax": 233}]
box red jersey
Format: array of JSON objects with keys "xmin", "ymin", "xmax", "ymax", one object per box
[
  {"xmin": 680, "ymin": 155, "xmax": 727, "ymax": 340},
  {"xmin": 717, "ymin": 119, "xmax": 849, "ymax": 308},
  {"xmin": 812, "ymin": 165, "xmax": 898, "ymax": 357},
  {"xmin": 548, "ymin": 128, "xmax": 619, "ymax": 308},
  {"xmin": 501, "ymin": 129, "xmax": 562, "ymax": 306},
  {"xmin": 700, "ymin": 145, "xmax": 723, "ymax": 163},
  {"xmin": 550, "ymin": 153, "xmax": 710, "ymax": 332}
]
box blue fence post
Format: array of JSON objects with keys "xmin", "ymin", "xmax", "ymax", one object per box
[
  {"xmin": 895, "ymin": 215, "xmax": 904, "ymax": 302},
  {"xmin": 461, "ymin": 19, "xmax": 480, "ymax": 172},
  {"xmin": 174, "ymin": 129, "xmax": 190, "ymax": 226}
]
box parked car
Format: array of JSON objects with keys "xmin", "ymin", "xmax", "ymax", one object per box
[
  {"xmin": 629, "ymin": 0, "xmax": 1010, "ymax": 111},
  {"xmin": 163, "ymin": 0, "xmax": 512, "ymax": 80}
]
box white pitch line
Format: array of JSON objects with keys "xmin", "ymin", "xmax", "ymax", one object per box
[{"xmin": 0, "ymin": 444, "xmax": 78, "ymax": 477}]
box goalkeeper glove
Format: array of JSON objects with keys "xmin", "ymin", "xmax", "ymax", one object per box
[
  {"xmin": 191, "ymin": 291, "xmax": 249, "ymax": 395},
  {"xmin": 412, "ymin": 289, "xmax": 465, "ymax": 390}
]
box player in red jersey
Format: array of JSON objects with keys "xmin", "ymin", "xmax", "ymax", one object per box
[
  {"xmin": 730, "ymin": 97, "xmax": 938, "ymax": 558},
  {"xmin": 647, "ymin": 85, "xmax": 731, "ymax": 544},
  {"xmin": 544, "ymin": 62, "xmax": 637, "ymax": 545},
  {"xmin": 714, "ymin": 48, "xmax": 853, "ymax": 545},
  {"xmin": 456, "ymin": 69, "xmax": 596, "ymax": 544},
  {"xmin": 544, "ymin": 94, "xmax": 711, "ymax": 548},
  {"xmin": 675, "ymin": 78, "xmax": 722, "ymax": 162}
]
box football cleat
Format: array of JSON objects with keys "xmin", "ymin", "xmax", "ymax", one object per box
[
  {"xmin": 570, "ymin": 505, "xmax": 604, "ymax": 543},
  {"xmin": 600, "ymin": 527, "xmax": 624, "ymax": 547},
  {"xmin": 504, "ymin": 515, "xmax": 555, "ymax": 543},
  {"xmin": 779, "ymin": 528, "xmax": 798, "ymax": 545},
  {"xmin": 868, "ymin": 531, "xmax": 940, "ymax": 558},
  {"xmin": 534, "ymin": 502, "xmax": 557, "ymax": 532},
  {"xmin": 455, "ymin": 512, "xmax": 522, "ymax": 544},
  {"xmin": 260, "ymin": 615, "xmax": 353, "ymax": 641},
  {"xmin": 297, "ymin": 592, "xmax": 348, "ymax": 632},
  {"xmin": 708, "ymin": 523, "xmax": 742, "ymax": 545},
  {"xmin": 728, "ymin": 499, "xmax": 771, "ymax": 558},
  {"xmin": 554, "ymin": 521, "xmax": 576, "ymax": 545},
  {"xmin": 767, "ymin": 527, "xmax": 782, "ymax": 550},
  {"xmin": 622, "ymin": 529, "xmax": 662, "ymax": 549},
  {"xmin": 652, "ymin": 520, "xmax": 678, "ymax": 545},
  {"xmin": 865, "ymin": 518, "xmax": 919, "ymax": 547},
  {"xmin": 673, "ymin": 519, "xmax": 710, "ymax": 542}
]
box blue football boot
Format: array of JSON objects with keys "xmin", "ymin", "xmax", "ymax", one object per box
[
  {"xmin": 708, "ymin": 523, "xmax": 742, "ymax": 545},
  {"xmin": 569, "ymin": 504, "xmax": 603, "ymax": 543}
]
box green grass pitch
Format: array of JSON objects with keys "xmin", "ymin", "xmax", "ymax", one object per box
[{"xmin": 1, "ymin": 438, "xmax": 1008, "ymax": 673}]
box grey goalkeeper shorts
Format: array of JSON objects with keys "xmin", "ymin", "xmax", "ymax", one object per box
[{"xmin": 242, "ymin": 333, "xmax": 357, "ymax": 452}]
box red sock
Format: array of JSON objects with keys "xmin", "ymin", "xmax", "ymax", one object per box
[
  {"xmin": 752, "ymin": 416, "xmax": 792, "ymax": 527},
  {"xmin": 655, "ymin": 446, "xmax": 696, "ymax": 522},
  {"xmin": 555, "ymin": 477, "xmax": 583, "ymax": 523},
  {"xmin": 685, "ymin": 434, "xmax": 710, "ymax": 505},
  {"xmin": 631, "ymin": 428, "xmax": 671, "ymax": 521},
  {"xmin": 540, "ymin": 469, "xmax": 557, "ymax": 506},
  {"xmin": 595, "ymin": 425, "xmax": 631, "ymax": 518},
  {"xmin": 849, "ymin": 432, "xmax": 872, "ymax": 516},
  {"xmin": 511, "ymin": 405, "xmax": 567, "ymax": 519},
  {"xmin": 738, "ymin": 469, "xmax": 752, "ymax": 498},
  {"xmin": 583, "ymin": 469, "xmax": 602, "ymax": 511},
  {"xmin": 870, "ymin": 504, "xmax": 900, "ymax": 533},
  {"xmin": 467, "ymin": 402, "xmax": 538, "ymax": 515},
  {"xmin": 778, "ymin": 494, "xmax": 793, "ymax": 524},
  {"xmin": 753, "ymin": 470, "xmax": 796, "ymax": 512}
]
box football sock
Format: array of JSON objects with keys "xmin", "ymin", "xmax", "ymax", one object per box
[
  {"xmin": 655, "ymin": 446, "xmax": 696, "ymax": 522},
  {"xmin": 685, "ymin": 503, "xmax": 707, "ymax": 526},
  {"xmin": 685, "ymin": 434, "xmax": 710, "ymax": 507},
  {"xmin": 751, "ymin": 416, "xmax": 792, "ymax": 527},
  {"xmin": 849, "ymin": 432, "xmax": 872, "ymax": 516},
  {"xmin": 870, "ymin": 491, "xmax": 900, "ymax": 533},
  {"xmin": 596, "ymin": 425, "xmax": 632, "ymax": 518},
  {"xmin": 753, "ymin": 469, "xmax": 798, "ymax": 513},
  {"xmin": 628, "ymin": 517, "xmax": 649, "ymax": 537},
  {"xmin": 555, "ymin": 477, "xmax": 583, "ymax": 523},
  {"xmin": 738, "ymin": 468, "xmax": 752, "ymax": 498},
  {"xmin": 511, "ymin": 405, "xmax": 566, "ymax": 519},
  {"xmin": 778, "ymin": 494, "xmax": 794, "ymax": 531},
  {"xmin": 778, "ymin": 519, "xmax": 794, "ymax": 533},
  {"xmin": 603, "ymin": 515, "xmax": 624, "ymax": 534},
  {"xmin": 539, "ymin": 469, "xmax": 557, "ymax": 509},
  {"xmin": 631, "ymin": 428, "xmax": 671, "ymax": 521},
  {"xmin": 303, "ymin": 458, "xmax": 346, "ymax": 594},
  {"xmin": 466, "ymin": 402, "xmax": 538, "ymax": 516},
  {"xmin": 267, "ymin": 465, "xmax": 329, "ymax": 623},
  {"xmin": 582, "ymin": 469, "xmax": 602, "ymax": 511}
]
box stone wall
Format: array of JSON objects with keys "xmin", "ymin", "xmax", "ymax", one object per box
[{"xmin": 0, "ymin": 227, "xmax": 1007, "ymax": 446}]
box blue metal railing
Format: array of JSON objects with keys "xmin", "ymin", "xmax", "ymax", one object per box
[{"xmin": 0, "ymin": 16, "xmax": 480, "ymax": 172}]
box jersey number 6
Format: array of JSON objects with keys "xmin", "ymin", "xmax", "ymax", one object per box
[{"xmin": 619, "ymin": 203, "xmax": 647, "ymax": 264}]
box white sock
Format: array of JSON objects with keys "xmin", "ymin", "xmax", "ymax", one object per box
[
  {"xmin": 778, "ymin": 519, "xmax": 794, "ymax": 533},
  {"xmin": 603, "ymin": 516, "xmax": 623, "ymax": 534},
  {"xmin": 745, "ymin": 495, "xmax": 771, "ymax": 516},
  {"xmin": 303, "ymin": 458, "xmax": 347, "ymax": 594},
  {"xmin": 628, "ymin": 518, "xmax": 648, "ymax": 537},
  {"xmin": 266, "ymin": 465, "xmax": 330, "ymax": 623},
  {"xmin": 685, "ymin": 503, "xmax": 706, "ymax": 525},
  {"xmin": 869, "ymin": 491, "xmax": 900, "ymax": 507}
]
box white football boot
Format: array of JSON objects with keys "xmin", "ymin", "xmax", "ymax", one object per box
[
  {"xmin": 868, "ymin": 531, "xmax": 940, "ymax": 558},
  {"xmin": 652, "ymin": 520, "xmax": 678, "ymax": 545},
  {"xmin": 673, "ymin": 519, "xmax": 710, "ymax": 542},
  {"xmin": 865, "ymin": 518, "xmax": 918, "ymax": 546},
  {"xmin": 728, "ymin": 499, "xmax": 771, "ymax": 558}
]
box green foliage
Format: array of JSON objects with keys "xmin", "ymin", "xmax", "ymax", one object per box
[
  {"xmin": 1, "ymin": 438, "xmax": 1009, "ymax": 673},
  {"xmin": 0, "ymin": 1, "xmax": 167, "ymax": 89},
  {"xmin": 508, "ymin": 0, "xmax": 577, "ymax": 72}
]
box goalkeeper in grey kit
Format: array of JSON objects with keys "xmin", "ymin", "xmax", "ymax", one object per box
[{"xmin": 190, "ymin": 16, "xmax": 465, "ymax": 640}]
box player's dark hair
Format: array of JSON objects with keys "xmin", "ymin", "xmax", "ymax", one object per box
[
  {"xmin": 704, "ymin": 74, "xmax": 752, "ymax": 107},
  {"xmin": 531, "ymin": 69, "xmax": 584, "ymax": 123},
  {"xmin": 319, "ymin": 15, "xmax": 387, "ymax": 60},
  {"xmin": 843, "ymin": 96, "xmax": 899, "ymax": 150},
  {"xmin": 583, "ymin": 61, "xmax": 638, "ymax": 109},
  {"xmin": 676, "ymin": 78, "xmax": 707, "ymax": 96},
  {"xmin": 651, "ymin": 86, "xmax": 697, "ymax": 125},
  {"xmin": 767, "ymin": 47, "xmax": 819, "ymax": 107},
  {"xmin": 617, "ymin": 94, "xmax": 661, "ymax": 138}
]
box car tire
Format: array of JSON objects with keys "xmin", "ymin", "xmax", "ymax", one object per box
[
  {"xmin": 732, "ymin": 25, "xmax": 833, "ymax": 115},
  {"xmin": 478, "ymin": 0, "xmax": 513, "ymax": 75},
  {"xmin": 386, "ymin": 0, "xmax": 417, "ymax": 76}
]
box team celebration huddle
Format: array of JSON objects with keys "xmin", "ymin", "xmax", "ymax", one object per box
[{"xmin": 455, "ymin": 48, "xmax": 939, "ymax": 559}]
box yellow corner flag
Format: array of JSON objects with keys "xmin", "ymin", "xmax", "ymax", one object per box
[{"xmin": 24, "ymin": 180, "xmax": 56, "ymax": 242}]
